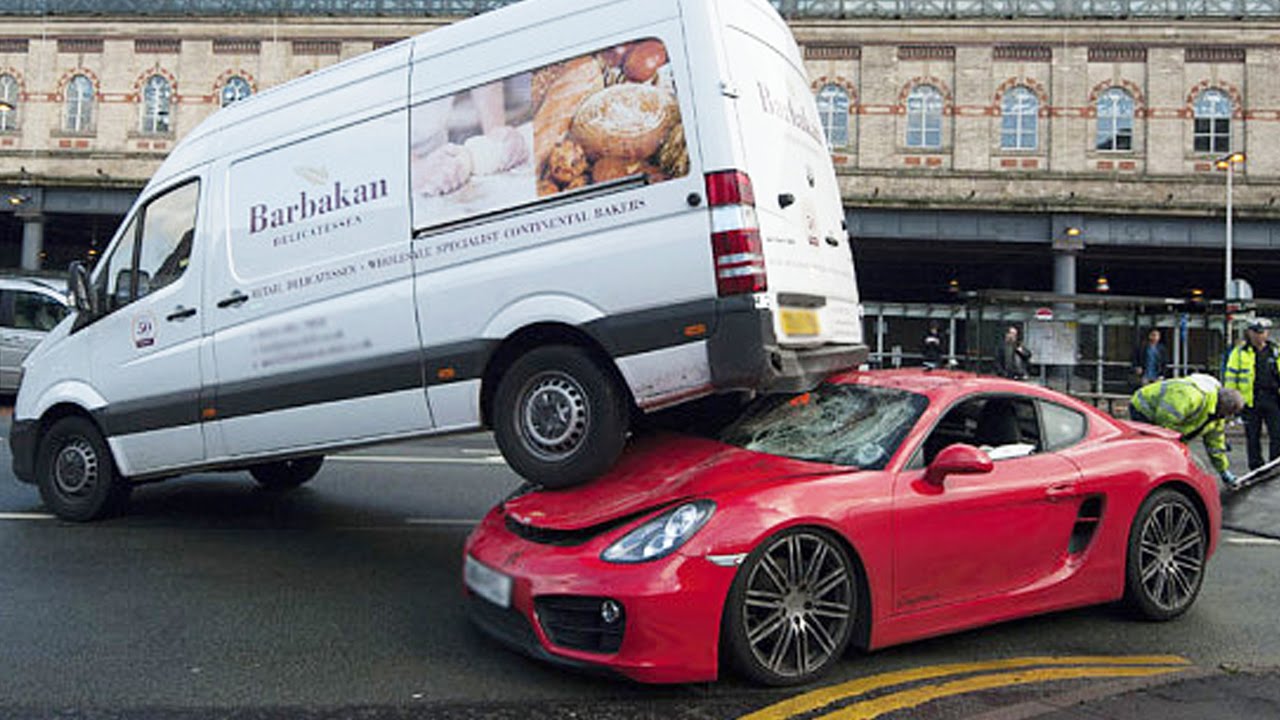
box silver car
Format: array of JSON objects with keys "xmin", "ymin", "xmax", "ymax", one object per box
[{"xmin": 1, "ymin": 277, "xmax": 70, "ymax": 393}]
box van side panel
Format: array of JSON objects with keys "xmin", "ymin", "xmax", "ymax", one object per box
[{"xmin": 204, "ymin": 47, "xmax": 433, "ymax": 461}]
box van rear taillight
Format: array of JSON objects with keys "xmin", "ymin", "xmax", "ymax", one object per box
[{"xmin": 706, "ymin": 170, "xmax": 766, "ymax": 296}]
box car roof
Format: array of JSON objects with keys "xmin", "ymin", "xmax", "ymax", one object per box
[
  {"xmin": 0, "ymin": 276, "xmax": 70, "ymax": 302},
  {"xmin": 829, "ymin": 368, "xmax": 1087, "ymax": 406}
]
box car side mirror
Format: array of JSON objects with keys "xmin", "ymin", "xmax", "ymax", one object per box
[
  {"xmin": 925, "ymin": 443, "xmax": 994, "ymax": 487},
  {"xmin": 68, "ymin": 261, "xmax": 97, "ymax": 317}
]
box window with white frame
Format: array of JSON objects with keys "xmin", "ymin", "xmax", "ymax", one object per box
[
  {"xmin": 64, "ymin": 74, "xmax": 94, "ymax": 133},
  {"xmin": 1193, "ymin": 89, "xmax": 1231, "ymax": 154},
  {"xmin": 220, "ymin": 75, "xmax": 252, "ymax": 107},
  {"xmin": 816, "ymin": 84, "xmax": 850, "ymax": 149},
  {"xmin": 1000, "ymin": 86, "xmax": 1039, "ymax": 150},
  {"xmin": 1095, "ymin": 88, "xmax": 1134, "ymax": 152},
  {"xmin": 906, "ymin": 85, "xmax": 943, "ymax": 149},
  {"xmin": 140, "ymin": 74, "xmax": 173, "ymax": 134},
  {"xmin": 0, "ymin": 74, "xmax": 18, "ymax": 132}
]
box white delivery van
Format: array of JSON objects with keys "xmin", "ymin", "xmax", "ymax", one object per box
[{"xmin": 10, "ymin": 0, "xmax": 866, "ymax": 521}]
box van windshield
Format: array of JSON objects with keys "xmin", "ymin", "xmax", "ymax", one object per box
[{"xmin": 716, "ymin": 384, "xmax": 928, "ymax": 470}]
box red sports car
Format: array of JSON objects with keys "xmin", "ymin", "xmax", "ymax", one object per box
[{"xmin": 462, "ymin": 369, "xmax": 1220, "ymax": 685}]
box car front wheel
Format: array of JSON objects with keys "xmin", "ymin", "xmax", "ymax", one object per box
[
  {"xmin": 36, "ymin": 416, "xmax": 130, "ymax": 522},
  {"xmin": 1124, "ymin": 487, "xmax": 1208, "ymax": 621},
  {"xmin": 723, "ymin": 528, "xmax": 858, "ymax": 686}
]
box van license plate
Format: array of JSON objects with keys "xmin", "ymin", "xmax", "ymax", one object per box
[
  {"xmin": 781, "ymin": 308, "xmax": 820, "ymax": 337},
  {"xmin": 464, "ymin": 555, "xmax": 512, "ymax": 608}
]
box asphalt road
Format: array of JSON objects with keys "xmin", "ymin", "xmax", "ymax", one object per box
[{"xmin": 1, "ymin": 410, "xmax": 1278, "ymax": 720}]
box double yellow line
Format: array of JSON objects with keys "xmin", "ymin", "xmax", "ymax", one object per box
[{"xmin": 740, "ymin": 654, "xmax": 1192, "ymax": 720}]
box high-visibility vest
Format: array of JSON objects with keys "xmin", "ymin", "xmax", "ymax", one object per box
[
  {"xmin": 1131, "ymin": 376, "xmax": 1229, "ymax": 473},
  {"xmin": 1224, "ymin": 342, "xmax": 1280, "ymax": 407}
]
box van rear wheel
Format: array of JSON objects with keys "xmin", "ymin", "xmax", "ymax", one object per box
[
  {"xmin": 249, "ymin": 456, "xmax": 325, "ymax": 491},
  {"xmin": 493, "ymin": 345, "xmax": 629, "ymax": 489},
  {"xmin": 36, "ymin": 416, "xmax": 130, "ymax": 522}
]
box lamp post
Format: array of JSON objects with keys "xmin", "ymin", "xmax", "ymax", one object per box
[{"xmin": 1216, "ymin": 152, "xmax": 1246, "ymax": 300}]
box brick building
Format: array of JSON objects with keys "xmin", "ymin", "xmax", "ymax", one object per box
[{"xmin": 1, "ymin": 0, "xmax": 1279, "ymax": 303}]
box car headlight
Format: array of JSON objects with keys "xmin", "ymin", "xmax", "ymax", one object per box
[{"xmin": 601, "ymin": 501, "xmax": 715, "ymax": 564}]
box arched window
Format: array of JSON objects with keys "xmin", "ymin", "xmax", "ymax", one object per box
[
  {"xmin": 220, "ymin": 76, "xmax": 252, "ymax": 107},
  {"xmin": 816, "ymin": 84, "xmax": 849, "ymax": 149},
  {"xmin": 64, "ymin": 74, "xmax": 94, "ymax": 133},
  {"xmin": 141, "ymin": 74, "xmax": 173, "ymax": 134},
  {"xmin": 0, "ymin": 74, "xmax": 18, "ymax": 132},
  {"xmin": 1095, "ymin": 88, "xmax": 1134, "ymax": 152},
  {"xmin": 1193, "ymin": 89, "xmax": 1231, "ymax": 154},
  {"xmin": 1000, "ymin": 86, "xmax": 1039, "ymax": 150},
  {"xmin": 906, "ymin": 85, "xmax": 943, "ymax": 149}
]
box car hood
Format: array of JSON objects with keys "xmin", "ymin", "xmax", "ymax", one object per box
[{"xmin": 502, "ymin": 433, "xmax": 846, "ymax": 531}]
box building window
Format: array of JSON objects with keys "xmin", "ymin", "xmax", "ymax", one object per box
[
  {"xmin": 1193, "ymin": 89, "xmax": 1231, "ymax": 154},
  {"xmin": 1095, "ymin": 88, "xmax": 1134, "ymax": 152},
  {"xmin": 906, "ymin": 85, "xmax": 943, "ymax": 149},
  {"xmin": 140, "ymin": 75, "xmax": 173, "ymax": 134},
  {"xmin": 220, "ymin": 76, "xmax": 252, "ymax": 107},
  {"xmin": 0, "ymin": 74, "xmax": 17, "ymax": 131},
  {"xmin": 816, "ymin": 84, "xmax": 850, "ymax": 149},
  {"xmin": 1000, "ymin": 87, "xmax": 1039, "ymax": 150},
  {"xmin": 64, "ymin": 74, "xmax": 94, "ymax": 133}
]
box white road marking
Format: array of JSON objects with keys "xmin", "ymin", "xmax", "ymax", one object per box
[
  {"xmin": 0, "ymin": 512, "xmax": 55, "ymax": 520},
  {"xmin": 331, "ymin": 454, "xmax": 506, "ymax": 465},
  {"xmin": 1224, "ymin": 536, "xmax": 1280, "ymax": 547},
  {"xmin": 404, "ymin": 518, "xmax": 480, "ymax": 526}
]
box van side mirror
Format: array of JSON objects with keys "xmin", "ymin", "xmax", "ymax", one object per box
[
  {"xmin": 924, "ymin": 443, "xmax": 993, "ymax": 487},
  {"xmin": 68, "ymin": 261, "xmax": 97, "ymax": 317}
]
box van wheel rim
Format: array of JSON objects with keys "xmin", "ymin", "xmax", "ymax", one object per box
[
  {"xmin": 54, "ymin": 438, "xmax": 98, "ymax": 497},
  {"xmin": 742, "ymin": 532, "xmax": 853, "ymax": 679},
  {"xmin": 518, "ymin": 371, "xmax": 589, "ymax": 461},
  {"xmin": 1138, "ymin": 499, "xmax": 1205, "ymax": 612}
]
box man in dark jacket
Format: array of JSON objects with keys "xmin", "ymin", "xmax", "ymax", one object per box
[
  {"xmin": 994, "ymin": 325, "xmax": 1032, "ymax": 380},
  {"xmin": 1131, "ymin": 328, "xmax": 1170, "ymax": 386}
]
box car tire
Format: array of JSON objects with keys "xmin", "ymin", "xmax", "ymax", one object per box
[
  {"xmin": 723, "ymin": 528, "xmax": 858, "ymax": 686},
  {"xmin": 1124, "ymin": 487, "xmax": 1208, "ymax": 621},
  {"xmin": 249, "ymin": 456, "xmax": 325, "ymax": 491},
  {"xmin": 36, "ymin": 416, "xmax": 129, "ymax": 522},
  {"xmin": 492, "ymin": 345, "xmax": 630, "ymax": 489}
]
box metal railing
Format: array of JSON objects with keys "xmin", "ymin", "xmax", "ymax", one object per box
[{"xmin": 1, "ymin": 0, "xmax": 1278, "ymax": 17}]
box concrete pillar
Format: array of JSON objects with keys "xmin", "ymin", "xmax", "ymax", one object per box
[
  {"xmin": 1053, "ymin": 248, "xmax": 1077, "ymax": 295},
  {"xmin": 19, "ymin": 211, "xmax": 44, "ymax": 271}
]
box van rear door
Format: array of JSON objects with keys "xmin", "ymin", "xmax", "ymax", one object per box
[{"xmin": 717, "ymin": 0, "xmax": 862, "ymax": 350}]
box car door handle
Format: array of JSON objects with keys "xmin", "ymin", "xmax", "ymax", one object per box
[
  {"xmin": 166, "ymin": 305, "xmax": 197, "ymax": 322},
  {"xmin": 1046, "ymin": 483, "xmax": 1079, "ymax": 501},
  {"xmin": 216, "ymin": 291, "xmax": 248, "ymax": 309}
]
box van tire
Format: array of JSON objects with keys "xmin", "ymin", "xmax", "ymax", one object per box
[
  {"xmin": 493, "ymin": 345, "xmax": 629, "ymax": 489},
  {"xmin": 249, "ymin": 456, "xmax": 325, "ymax": 491},
  {"xmin": 36, "ymin": 416, "xmax": 129, "ymax": 522}
]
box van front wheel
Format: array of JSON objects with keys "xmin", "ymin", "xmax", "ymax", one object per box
[
  {"xmin": 493, "ymin": 345, "xmax": 629, "ymax": 489},
  {"xmin": 36, "ymin": 416, "xmax": 130, "ymax": 522}
]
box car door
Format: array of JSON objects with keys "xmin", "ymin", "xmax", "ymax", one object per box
[
  {"xmin": 892, "ymin": 393, "xmax": 1083, "ymax": 614},
  {"xmin": 87, "ymin": 178, "xmax": 207, "ymax": 475}
]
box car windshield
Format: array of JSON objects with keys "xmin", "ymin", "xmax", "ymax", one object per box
[{"xmin": 716, "ymin": 383, "xmax": 929, "ymax": 470}]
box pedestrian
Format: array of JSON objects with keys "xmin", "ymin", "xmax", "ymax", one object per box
[
  {"xmin": 921, "ymin": 321, "xmax": 946, "ymax": 369},
  {"xmin": 993, "ymin": 324, "xmax": 1032, "ymax": 380},
  {"xmin": 1224, "ymin": 318, "xmax": 1280, "ymax": 472},
  {"xmin": 1130, "ymin": 373, "xmax": 1246, "ymax": 488},
  {"xmin": 1131, "ymin": 327, "xmax": 1169, "ymax": 387}
]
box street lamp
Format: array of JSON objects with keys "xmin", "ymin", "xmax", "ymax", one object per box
[{"xmin": 1216, "ymin": 152, "xmax": 1246, "ymax": 300}]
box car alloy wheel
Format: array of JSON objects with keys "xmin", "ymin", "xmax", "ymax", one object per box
[
  {"xmin": 729, "ymin": 529, "xmax": 857, "ymax": 685},
  {"xmin": 1135, "ymin": 492, "xmax": 1206, "ymax": 614}
]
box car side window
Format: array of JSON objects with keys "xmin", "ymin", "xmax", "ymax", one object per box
[
  {"xmin": 917, "ymin": 395, "xmax": 1042, "ymax": 467},
  {"xmin": 1040, "ymin": 401, "xmax": 1088, "ymax": 451},
  {"xmin": 137, "ymin": 181, "xmax": 199, "ymax": 298},
  {"xmin": 13, "ymin": 291, "xmax": 68, "ymax": 332}
]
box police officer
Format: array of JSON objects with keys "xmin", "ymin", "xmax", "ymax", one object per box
[
  {"xmin": 1225, "ymin": 318, "xmax": 1280, "ymax": 471},
  {"xmin": 1130, "ymin": 374, "xmax": 1246, "ymax": 488}
]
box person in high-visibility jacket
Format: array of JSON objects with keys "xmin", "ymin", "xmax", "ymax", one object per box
[
  {"xmin": 1129, "ymin": 373, "xmax": 1246, "ymax": 487},
  {"xmin": 1224, "ymin": 318, "xmax": 1280, "ymax": 472}
]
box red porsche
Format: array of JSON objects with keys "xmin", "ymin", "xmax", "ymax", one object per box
[{"xmin": 462, "ymin": 369, "xmax": 1221, "ymax": 685}]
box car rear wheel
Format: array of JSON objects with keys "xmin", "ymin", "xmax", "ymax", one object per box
[
  {"xmin": 249, "ymin": 455, "xmax": 325, "ymax": 490},
  {"xmin": 36, "ymin": 416, "xmax": 130, "ymax": 522},
  {"xmin": 493, "ymin": 345, "xmax": 629, "ymax": 489},
  {"xmin": 724, "ymin": 528, "xmax": 858, "ymax": 686},
  {"xmin": 1124, "ymin": 488, "xmax": 1207, "ymax": 621}
]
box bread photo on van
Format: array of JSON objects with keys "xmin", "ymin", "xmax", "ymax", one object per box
[{"xmin": 10, "ymin": 0, "xmax": 867, "ymax": 522}]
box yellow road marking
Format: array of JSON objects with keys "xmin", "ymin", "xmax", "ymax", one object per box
[
  {"xmin": 739, "ymin": 655, "xmax": 1190, "ymax": 720},
  {"xmin": 815, "ymin": 665, "xmax": 1187, "ymax": 720}
]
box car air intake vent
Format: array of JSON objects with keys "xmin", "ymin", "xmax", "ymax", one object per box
[
  {"xmin": 502, "ymin": 505, "xmax": 669, "ymax": 546},
  {"xmin": 535, "ymin": 596, "xmax": 625, "ymax": 654}
]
